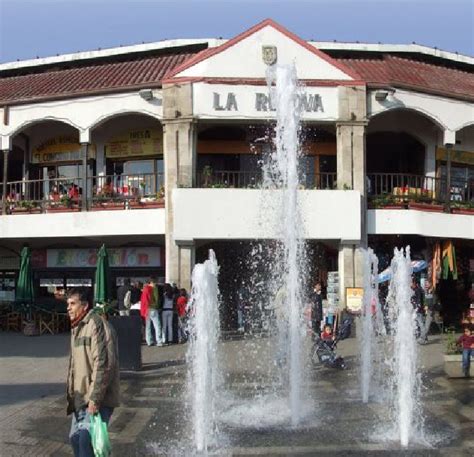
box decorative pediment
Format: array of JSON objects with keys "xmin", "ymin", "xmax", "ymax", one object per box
[{"xmin": 166, "ymin": 19, "xmax": 361, "ymax": 82}]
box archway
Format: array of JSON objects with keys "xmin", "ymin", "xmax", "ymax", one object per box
[{"xmin": 367, "ymin": 131, "xmax": 425, "ymax": 175}]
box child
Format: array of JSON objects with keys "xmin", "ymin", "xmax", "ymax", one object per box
[
  {"xmin": 176, "ymin": 288, "xmax": 188, "ymax": 343},
  {"xmin": 321, "ymin": 324, "xmax": 333, "ymax": 342},
  {"xmin": 457, "ymin": 326, "xmax": 474, "ymax": 377}
]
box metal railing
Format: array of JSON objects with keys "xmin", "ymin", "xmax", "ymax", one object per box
[
  {"xmin": 4, "ymin": 177, "xmax": 84, "ymax": 213},
  {"xmin": 195, "ymin": 170, "xmax": 337, "ymax": 189},
  {"xmin": 1, "ymin": 173, "xmax": 164, "ymax": 214},
  {"xmin": 90, "ymin": 173, "xmax": 164, "ymax": 207},
  {"xmin": 367, "ymin": 173, "xmax": 473, "ymax": 209}
]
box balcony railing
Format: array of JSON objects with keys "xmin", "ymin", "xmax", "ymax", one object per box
[
  {"xmin": 367, "ymin": 173, "xmax": 473, "ymax": 212},
  {"xmin": 195, "ymin": 170, "xmax": 337, "ymax": 189},
  {"xmin": 1, "ymin": 173, "xmax": 164, "ymax": 214}
]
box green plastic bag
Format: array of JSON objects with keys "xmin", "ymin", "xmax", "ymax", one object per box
[{"xmin": 89, "ymin": 413, "xmax": 111, "ymax": 457}]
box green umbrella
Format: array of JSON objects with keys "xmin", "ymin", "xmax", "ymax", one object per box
[
  {"xmin": 16, "ymin": 246, "xmax": 35, "ymax": 305},
  {"xmin": 94, "ymin": 244, "xmax": 111, "ymax": 305}
]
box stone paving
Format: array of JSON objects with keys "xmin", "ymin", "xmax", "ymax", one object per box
[{"xmin": 0, "ymin": 331, "xmax": 472, "ymax": 456}]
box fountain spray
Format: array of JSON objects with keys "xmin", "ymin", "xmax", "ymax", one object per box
[{"xmin": 187, "ymin": 250, "xmax": 221, "ymax": 453}]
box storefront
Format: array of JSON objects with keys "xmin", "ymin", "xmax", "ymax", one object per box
[
  {"xmin": 31, "ymin": 246, "xmax": 165, "ymax": 306},
  {"xmin": 103, "ymin": 128, "xmax": 164, "ymax": 196},
  {"xmin": 370, "ymin": 235, "xmax": 474, "ymax": 326},
  {"xmin": 29, "ymin": 135, "xmax": 96, "ymax": 199}
]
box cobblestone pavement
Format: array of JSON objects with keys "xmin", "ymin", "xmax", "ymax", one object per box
[{"xmin": 0, "ymin": 332, "xmax": 472, "ymax": 456}]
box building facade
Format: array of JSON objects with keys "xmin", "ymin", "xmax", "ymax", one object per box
[{"xmin": 0, "ymin": 20, "xmax": 473, "ymax": 325}]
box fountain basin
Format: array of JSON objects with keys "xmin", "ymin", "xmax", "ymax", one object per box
[{"xmin": 443, "ymin": 354, "xmax": 466, "ymax": 378}]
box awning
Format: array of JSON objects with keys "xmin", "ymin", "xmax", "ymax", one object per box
[{"xmin": 377, "ymin": 260, "xmax": 428, "ymax": 283}]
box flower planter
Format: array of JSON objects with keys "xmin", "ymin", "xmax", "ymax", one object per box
[
  {"xmin": 451, "ymin": 208, "xmax": 474, "ymax": 215},
  {"xmin": 11, "ymin": 207, "xmax": 41, "ymax": 214},
  {"xmin": 91, "ymin": 202, "xmax": 125, "ymax": 211},
  {"xmin": 408, "ymin": 202, "xmax": 444, "ymax": 212},
  {"xmin": 129, "ymin": 200, "xmax": 165, "ymax": 209},
  {"xmin": 443, "ymin": 354, "xmax": 465, "ymax": 378},
  {"xmin": 47, "ymin": 206, "xmax": 80, "ymax": 213}
]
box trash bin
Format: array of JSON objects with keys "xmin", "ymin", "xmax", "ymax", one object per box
[{"xmin": 109, "ymin": 315, "xmax": 142, "ymax": 371}]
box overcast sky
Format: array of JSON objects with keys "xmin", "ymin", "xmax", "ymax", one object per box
[{"xmin": 0, "ymin": 0, "xmax": 472, "ymax": 63}]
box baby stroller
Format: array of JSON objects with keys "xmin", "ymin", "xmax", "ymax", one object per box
[{"xmin": 311, "ymin": 316, "xmax": 353, "ymax": 370}]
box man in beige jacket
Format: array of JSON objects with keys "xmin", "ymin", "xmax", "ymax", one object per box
[{"xmin": 66, "ymin": 288, "xmax": 120, "ymax": 457}]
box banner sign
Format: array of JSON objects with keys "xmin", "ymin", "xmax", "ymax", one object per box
[
  {"xmin": 436, "ymin": 147, "xmax": 474, "ymax": 166},
  {"xmin": 46, "ymin": 247, "xmax": 162, "ymax": 268},
  {"xmin": 105, "ymin": 129, "xmax": 163, "ymax": 158},
  {"xmin": 32, "ymin": 136, "xmax": 96, "ymax": 163}
]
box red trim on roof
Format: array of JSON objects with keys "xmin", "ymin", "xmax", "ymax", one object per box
[
  {"xmin": 164, "ymin": 18, "xmax": 362, "ymax": 81},
  {"xmin": 163, "ymin": 76, "xmax": 365, "ymax": 87}
]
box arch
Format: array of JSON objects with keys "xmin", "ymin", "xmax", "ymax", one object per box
[
  {"xmin": 88, "ymin": 109, "xmax": 162, "ymax": 132},
  {"xmin": 454, "ymin": 119, "xmax": 474, "ymax": 133},
  {"xmin": 9, "ymin": 116, "xmax": 82, "ymax": 138},
  {"xmin": 369, "ymin": 106, "xmax": 446, "ymax": 132}
]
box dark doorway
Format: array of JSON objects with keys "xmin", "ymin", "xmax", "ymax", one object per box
[{"xmin": 367, "ymin": 132, "xmax": 425, "ymax": 174}]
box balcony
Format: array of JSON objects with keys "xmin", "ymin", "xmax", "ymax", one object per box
[
  {"xmin": 1, "ymin": 173, "xmax": 164, "ymax": 215},
  {"xmin": 367, "ymin": 173, "xmax": 473, "ymax": 215},
  {"xmin": 195, "ymin": 169, "xmax": 337, "ymax": 190}
]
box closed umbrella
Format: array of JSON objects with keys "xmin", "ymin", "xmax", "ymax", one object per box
[
  {"xmin": 94, "ymin": 244, "xmax": 111, "ymax": 305},
  {"xmin": 16, "ymin": 246, "xmax": 35, "ymax": 305}
]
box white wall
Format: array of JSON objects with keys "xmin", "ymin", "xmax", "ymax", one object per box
[
  {"xmin": 0, "ymin": 90, "xmax": 163, "ymax": 149},
  {"xmin": 0, "ymin": 208, "xmax": 165, "ymax": 239},
  {"xmin": 173, "ymin": 189, "xmax": 361, "ymax": 241},
  {"xmin": 367, "ymin": 209, "xmax": 474, "ymax": 239}
]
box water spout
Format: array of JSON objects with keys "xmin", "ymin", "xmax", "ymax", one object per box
[{"xmin": 187, "ymin": 250, "xmax": 221, "ymax": 453}]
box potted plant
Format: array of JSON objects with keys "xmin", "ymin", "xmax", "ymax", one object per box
[
  {"xmin": 369, "ymin": 193, "xmax": 406, "ymax": 209},
  {"xmin": 443, "ymin": 327, "xmax": 464, "ymax": 378},
  {"xmin": 408, "ymin": 194, "xmax": 444, "ymax": 212},
  {"xmin": 451, "ymin": 201, "xmax": 474, "ymax": 215},
  {"xmin": 47, "ymin": 195, "xmax": 80, "ymax": 213},
  {"xmin": 11, "ymin": 200, "xmax": 41, "ymax": 214}
]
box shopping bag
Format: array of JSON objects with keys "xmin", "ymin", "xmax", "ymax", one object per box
[{"xmin": 89, "ymin": 413, "xmax": 111, "ymax": 457}]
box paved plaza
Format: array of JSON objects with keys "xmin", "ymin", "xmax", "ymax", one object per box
[{"xmin": 0, "ymin": 331, "xmax": 472, "ymax": 456}]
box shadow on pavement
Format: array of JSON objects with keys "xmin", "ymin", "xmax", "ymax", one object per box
[
  {"xmin": 0, "ymin": 382, "xmax": 65, "ymax": 406},
  {"xmin": 0, "ymin": 333, "xmax": 69, "ymax": 358}
]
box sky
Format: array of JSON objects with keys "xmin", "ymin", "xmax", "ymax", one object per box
[{"xmin": 0, "ymin": 0, "xmax": 473, "ymax": 63}]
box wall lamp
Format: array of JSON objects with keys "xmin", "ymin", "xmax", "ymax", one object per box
[
  {"xmin": 375, "ymin": 88, "xmax": 396, "ymax": 101},
  {"xmin": 139, "ymin": 89, "xmax": 154, "ymax": 101}
]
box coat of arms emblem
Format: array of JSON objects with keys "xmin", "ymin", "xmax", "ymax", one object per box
[{"xmin": 262, "ymin": 45, "xmax": 277, "ymax": 65}]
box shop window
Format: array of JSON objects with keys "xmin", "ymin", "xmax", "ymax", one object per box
[
  {"xmin": 0, "ymin": 273, "xmax": 16, "ymax": 301},
  {"xmin": 39, "ymin": 278, "xmax": 65, "ymax": 300}
]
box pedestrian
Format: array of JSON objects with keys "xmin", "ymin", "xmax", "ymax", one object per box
[
  {"xmin": 321, "ymin": 324, "xmax": 334, "ymax": 343},
  {"xmin": 176, "ymin": 288, "xmax": 188, "ymax": 343},
  {"xmin": 421, "ymin": 279, "xmax": 437, "ymax": 342},
  {"xmin": 457, "ymin": 326, "xmax": 474, "ymax": 378},
  {"xmin": 66, "ymin": 288, "xmax": 119, "ymax": 457},
  {"xmin": 128, "ymin": 280, "xmax": 142, "ymax": 316},
  {"xmin": 411, "ymin": 278, "xmax": 425, "ymax": 341},
  {"xmin": 311, "ymin": 282, "xmax": 323, "ymax": 340},
  {"xmin": 141, "ymin": 277, "xmax": 163, "ymax": 346},
  {"xmin": 117, "ymin": 278, "xmax": 132, "ymax": 316},
  {"xmin": 162, "ymin": 283, "xmax": 175, "ymax": 344}
]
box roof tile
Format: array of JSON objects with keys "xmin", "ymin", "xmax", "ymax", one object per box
[{"xmin": 0, "ymin": 52, "xmax": 196, "ymax": 104}]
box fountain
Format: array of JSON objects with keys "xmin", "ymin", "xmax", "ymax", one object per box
[
  {"xmin": 360, "ymin": 248, "xmax": 380, "ymax": 403},
  {"xmin": 186, "ymin": 249, "xmax": 221, "ymax": 453},
  {"xmin": 390, "ymin": 246, "xmax": 423, "ymax": 447},
  {"xmin": 264, "ymin": 63, "xmax": 307, "ymax": 425}
]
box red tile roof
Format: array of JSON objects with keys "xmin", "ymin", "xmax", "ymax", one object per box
[
  {"xmin": 336, "ymin": 55, "xmax": 474, "ymax": 101},
  {"xmin": 0, "ymin": 52, "xmax": 196, "ymax": 104},
  {"xmin": 0, "ymin": 51, "xmax": 472, "ymax": 105}
]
